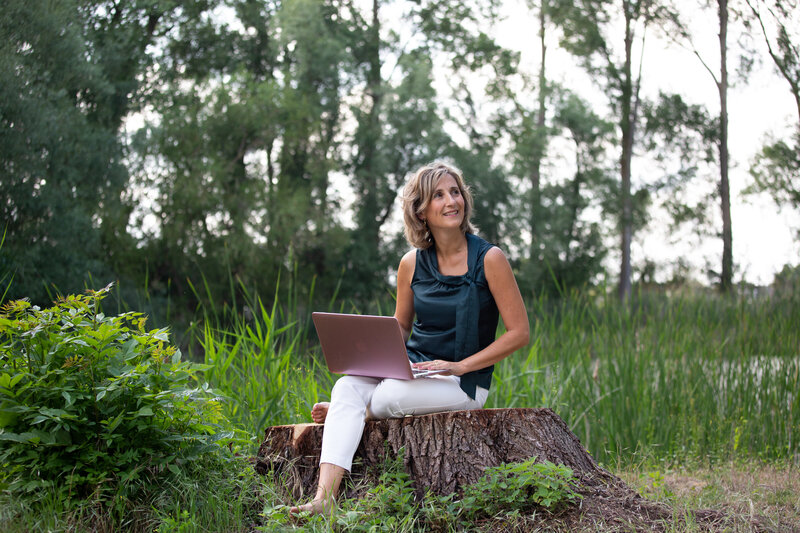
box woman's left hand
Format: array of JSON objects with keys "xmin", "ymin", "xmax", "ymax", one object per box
[{"xmin": 412, "ymin": 360, "xmax": 465, "ymax": 376}]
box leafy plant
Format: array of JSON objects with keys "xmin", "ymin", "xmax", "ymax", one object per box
[
  {"xmin": 459, "ymin": 457, "xmax": 581, "ymax": 518},
  {"xmin": 0, "ymin": 283, "xmax": 227, "ymax": 505},
  {"xmin": 333, "ymin": 450, "xmax": 422, "ymax": 532},
  {"xmin": 357, "ymin": 450, "xmax": 419, "ymax": 517}
]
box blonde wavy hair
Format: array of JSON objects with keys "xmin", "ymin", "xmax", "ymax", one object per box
[{"xmin": 402, "ymin": 161, "xmax": 476, "ymax": 249}]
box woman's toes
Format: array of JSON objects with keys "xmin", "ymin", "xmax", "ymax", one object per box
[
  {"xmin": 289, "ymin": 498, "xmax": 334, "ymax": 515},
  {"xmin": 311, "ymin": 402, "xmax": 330, "ymax": 424}
]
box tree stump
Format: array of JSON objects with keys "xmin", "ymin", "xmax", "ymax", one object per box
[
  {"xmin": 255, "ymin": 408, "xmax": 613, "ymax": 500},
  {"xmin": 254, "ymin": 408, "xmax": 773, "ymax": 531}
]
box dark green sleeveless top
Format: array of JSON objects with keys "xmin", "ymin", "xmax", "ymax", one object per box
[{"xmin": 405, "ymin": 233, "xmax": 500, "ymax": 399}]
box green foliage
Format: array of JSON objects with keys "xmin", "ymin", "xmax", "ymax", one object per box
[
  {"xmin": 149, "ymin": 454, "xmax": 269, "ymax": 533},
  {"xmin": 745, "ymin": 0, "xmax": 799, "ymax": 127},
  {"xmin": 461, "ymin": 458, "xmax": 581, "ymax": 518},
  {"xmin": 641, "ymin": 92, "xmax": 721, "ymax": 241},
  {"xmin": 517, "ymin": 88, "xmax": 613, "ymax": 296},
  {"xmin": 771, "ymin": 263, "xmax": 800, "ymax": 294},
  {"xmin": 133, "ymin": 0, "xmax": 359, "ymax": 310},
  {"xmin": 199, "ymin": 283, "xmax": 800, "ymax": 466},
  {"xmin": 0, "ymin": 0, "xmax": 121, "ymax": 304},
  {"xmin": 0, "ymin": 284, "xmax": 227, "ymax": 504},
  {"xmin": 748, "ymin": 132, "xmax": 800, "ymax": 232},
  {"xmin": 1, "ymin": 0, "xmax": 796, "ymax": 319},
  {"xmin": 0, "ymin": 0, "xmax": 198, "ymax": 306},
  {"xmin": 334, "ymin": 451, "xmax": 422, "ymax": 531},
  {"xmin": 2, "ymin": 285, "xmax": 799, "ymax": 531},
  {"xmin": 0, "ymin": 445, "xmax": 269, "ymax": 533}
]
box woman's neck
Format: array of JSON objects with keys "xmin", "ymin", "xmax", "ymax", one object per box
[
  {"xmin": 432, "ymin": 230, "xmax": 468, "ymax": 275},
  {"xmin": 431, "ymin": 229, "xmax": 467, "ymax": 255}
]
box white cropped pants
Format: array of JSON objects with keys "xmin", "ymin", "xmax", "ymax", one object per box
[{"xmin": 319, "ymin": 374, "xmax": 489, "ymax": 471}]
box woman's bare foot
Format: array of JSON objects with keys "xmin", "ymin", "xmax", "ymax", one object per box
[
  {"xmin": 311, "ymin": 402, "xmax": 330, "ymax": 424},
  {"xmin": 289, "ymin": 496, "xmax": 335, "ymax": 515},
  {"xmin": 289, "ymin": 463, "xmax": 344, "ymax": 517}
]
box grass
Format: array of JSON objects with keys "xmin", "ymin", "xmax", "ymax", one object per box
[
  {"xmin": 0, "ymin": 454, "xmax": 267, "ymax": 533},
  {"xmin": 259, "ymin": 452, "xmax": 582, "ymax": 532},
  {"xmin": 190, "ymin": 285, "xmax": 799, "ymax": 530},
  {"xmin": 6, "ymin": 453, "xmax": 793, "ymax": 532},
  {"xmin": 253, "ymin": 457, "xmax": 800, "ymax": 532}
]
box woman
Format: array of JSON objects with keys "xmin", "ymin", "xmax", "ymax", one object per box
[{"xmin": 290, "ymin": 161, "xmax": 529, "ymax": 514}]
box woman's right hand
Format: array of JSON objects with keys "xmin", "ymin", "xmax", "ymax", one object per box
[{"xmin": 412, "ymin": 359, "xmax": 465, "ymax": 376}]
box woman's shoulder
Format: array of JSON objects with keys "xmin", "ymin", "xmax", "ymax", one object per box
[
  {"xmin": 399, "ymin": 249, "xmax": 417, "ymax": 268},
  {"xmin": 469, "ymin": 234, "xmax": 502, "ymax": 261},
  {"xmin": 481, "ymin": 245, "xmax": 515, "ymax": 287},
  {"xmin": 395, "ymin": 249, "xmax": 419, "ymax": 293},
  {"xmin": 397, "ymin": 249, "xmax": 417, "ymax": 280},
  {"xmin": 482, "ymin": 245, "xmax": 507, "ymax": 267},
  {"xmin": 472, "ymin": 236, "xmax": 509, "ymax": 278}
]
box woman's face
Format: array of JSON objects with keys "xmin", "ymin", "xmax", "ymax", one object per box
[{"xmin": 421, "ymin": 174, "xmax": 464, "ymax": 230}]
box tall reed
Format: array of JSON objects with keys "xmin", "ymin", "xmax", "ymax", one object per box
[
  {"xmin": 490, "ymin": 287, "xmax": 800, "ymax": 464},
  {"xmin": 193, "ymin": 275, "xmax": 337, "ymax": 438}
]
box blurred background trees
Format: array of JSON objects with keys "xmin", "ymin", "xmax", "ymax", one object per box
[
  {"xmin": 745, "ymin": 0, "xmax": 800, "ymax": 238},
  {"xmin": 2, "ymin": 0, "xmax": 798, "ymax": 321}
]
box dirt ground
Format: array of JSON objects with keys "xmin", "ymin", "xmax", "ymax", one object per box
[{"xmin": 609, "ymin": 462, "xmax": 800, "ymax": 532}]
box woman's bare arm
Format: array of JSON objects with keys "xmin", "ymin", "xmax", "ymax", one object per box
[{"xmin": 393, "ymin": 250, "xmax": 416, "ymax": 341}]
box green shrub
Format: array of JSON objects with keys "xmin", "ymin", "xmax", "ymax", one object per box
[
  {"xmin": 460, "ymin": 457, "xmax": 581, "ymax": 518},
  {"xmin": 0, "ymin": 284, "xmax": 228, "ymax": 504}
]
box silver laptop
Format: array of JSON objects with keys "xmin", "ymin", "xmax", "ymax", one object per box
[{"xmin": 311, "ymin": 312, "xmax": 445, "ymax": 380}]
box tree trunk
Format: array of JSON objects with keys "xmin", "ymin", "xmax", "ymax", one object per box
[
  {"xmin": 617, "ymin": 9, "xmax": 635, "ymax": 302},
  {"xmin": 350, "ymin": 0, "xmax": 384, "ymax": 295},
  {"xmin": 530, "ymin": 1, "xmax": 547, "ymax": 263},
  {"xmin": 719, "ymin": 0, "xmax": 733, "ymax": 292}
]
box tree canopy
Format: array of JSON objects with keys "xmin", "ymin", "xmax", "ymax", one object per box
[{"xmin": 2, "ymin": 0, "xmax": 797, "ymax": 315}]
